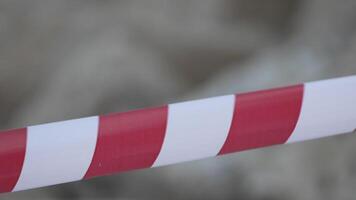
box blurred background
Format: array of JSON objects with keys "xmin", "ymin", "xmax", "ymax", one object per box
[{"xmin": 1, "ymin": 0, "xmax": 356, "ymax": 199}]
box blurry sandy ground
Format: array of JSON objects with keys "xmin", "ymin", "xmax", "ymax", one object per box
[{"xmin": 1, "ymin": 0, "xmax": 356, "ymax": 199}]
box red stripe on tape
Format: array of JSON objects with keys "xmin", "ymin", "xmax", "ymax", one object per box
[
  {"xmin": 84, "ymin": 106, "xmax": 168, "ymax": 179},
  {"xmin": 0, "ymin": 128, "xmax": 27, "ymax": 193},
  {"xmin": 219, "ymin": 85, "xmax": 304, "ymax": 155}
]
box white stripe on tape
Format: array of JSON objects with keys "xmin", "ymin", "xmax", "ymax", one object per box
[
  {"xmin": 287, "ymin": 76, "xmax": 356, "ymax": 143},
  {"xmin": 14, "ymin": 117, "xmax": 99, "ymax": 191},
  {"xmin": 153, "ymin": 95, "xmax": 235, "ymax": 167}
]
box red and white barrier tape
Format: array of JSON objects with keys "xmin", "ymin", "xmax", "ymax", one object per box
[{"xmin": 0, "ymin": 75, "xmax": 355, "ymax": 193}]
